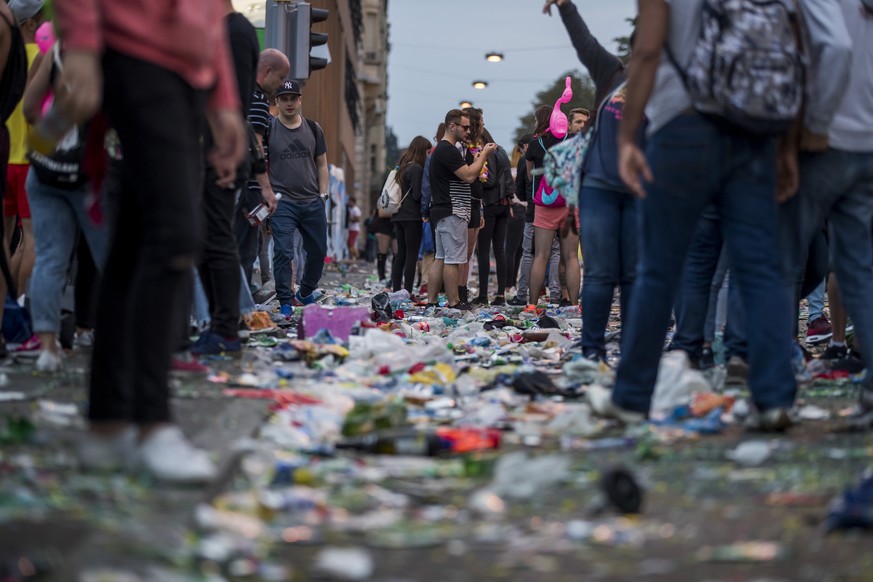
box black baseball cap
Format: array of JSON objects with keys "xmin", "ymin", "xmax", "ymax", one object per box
[{"xmin": 276, "ymin": 79, "xmax": 302, "ymax": 97}]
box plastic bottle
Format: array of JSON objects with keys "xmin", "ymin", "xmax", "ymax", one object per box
[
  {"xmin": 28, "ymin": 108, "xmax": 74, "ymax": 155},
  {"xmin": 387, "ymin": 289, "xmax": 410, "ymax": 302},
  {"xmin": 336, "ymin": 429, "xmax": 446, "ymax": 456}
]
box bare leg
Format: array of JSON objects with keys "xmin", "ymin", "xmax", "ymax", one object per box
[
  {"xmin": 828, "ymin": 274, "xmax": 848, "ymax": 344},
  {"xmin": 529, "ymin": 227, "xmax": 557, "ymax": 305},
  {"xmin": 427, "ymin": 259, "xmax": 444, "ymax": 304},
  {"xmin": 11, "ymin": 219, "xmax": 35, "ymax": 296},
  {"xmin": 560, "ymin": 231, "xmax": 581, "ymax": 305}
]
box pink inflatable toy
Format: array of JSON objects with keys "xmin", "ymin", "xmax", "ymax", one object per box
[
  {"xmin": 34, "ymin": 22, "xmax": 56, "ymax": 115},
  {"xmin": 549, "ymin": 76, "xmax": 573, "ymax": 139}
]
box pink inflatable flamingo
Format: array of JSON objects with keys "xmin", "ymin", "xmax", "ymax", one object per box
[
  {"xmin": 34, "ymin": 21, "xmax": 55, "ymax": 116},
  {"xmin": 549, "ymin": 76, "xmax": 573, "ymax": 139}
]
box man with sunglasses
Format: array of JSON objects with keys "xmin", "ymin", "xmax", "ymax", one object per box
[{"xmin": 426, "ymin": 109, "xmax": 495, "ymax": 309}]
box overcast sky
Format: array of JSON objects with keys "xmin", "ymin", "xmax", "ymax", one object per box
[
  {"xmin": 386, "ymin": 0, "xmax": 636, "ymax": 150},
  {"xmin": 234, "ymin": 0, "xmax": 637, "ymax": 150}
]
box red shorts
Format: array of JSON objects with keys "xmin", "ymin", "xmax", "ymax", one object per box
[
  {"xmin": 4, "ymin": 164, "xmax": 31, "ymax": 219},
  {"xmin": 347, "ymin": 229, "xmax": 359, "ymax": 248}
]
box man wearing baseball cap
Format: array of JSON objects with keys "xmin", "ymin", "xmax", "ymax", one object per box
[
  {"xmin": 255, "ymin": 79, "xmax": 329, "ymax": 313},
  {"xmin": 4, "ymin": 0, "xmax": 44, "ymax": 308}
]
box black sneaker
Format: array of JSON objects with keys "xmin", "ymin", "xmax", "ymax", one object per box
[
  {"xmin": 699, "ymin": 346, "xmax": 715, "ymax": 370},
  {"xmin": 821, "ymin": 344, "xmax": 848, "ymax": 362},
  {"xmin": 559, "ymin": 298, "xmax": 572, "ymax": 307},
  {"xmin": 507, "ymin": 295, "xmax": 527, "ymax": 307},
  {"xmin": 448, "ymin": 302, "xmax": 473, "ymax": 311},
  {"xmin": 833, "ymin": 350, "xmax": 865, "ymax": 374},
  {"xmin": 491, "ymin": 296, "xmax": 506, "ymax": 306},
  {"xmin": 471, "ymin": 295, "xmax": 489, "ymax": 306}
]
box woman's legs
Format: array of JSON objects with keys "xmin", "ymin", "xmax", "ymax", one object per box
[{"xmin": 529, "ymin": 226, "xmax": 557, "ymax": 305}]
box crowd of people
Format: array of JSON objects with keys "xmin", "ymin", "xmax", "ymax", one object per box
[{"xmin": 0, "ymin": 0, "xmax": 870, "ymax": 486}]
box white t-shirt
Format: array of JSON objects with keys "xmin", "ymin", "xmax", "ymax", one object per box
[{"xmin": 348, "ymin": 206, "xmax": 362, "ymax": 231}]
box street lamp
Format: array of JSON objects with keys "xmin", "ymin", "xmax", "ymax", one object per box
[
  {"xmin": 459, "ymin": 100, "xmax": 473, "ymax": 109},
  {"xmin": 472, "ymin": 80, "xmax": 488, "ymax": 90},
  {"xmin": 485, "ymin": 52, "xmax": 504, "ymax": 63}
]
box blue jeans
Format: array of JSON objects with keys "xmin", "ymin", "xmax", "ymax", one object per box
[
  {"xmin": 516, "ymin": 223, "xmax": 560, "ymax": 300},
  {"xmin": 271, "ymin": 197, "xmax": 327, "ymax": 305},
  {"xmin": 807, "ymin": 280, "xmax": 826, "ymax": 322},
  {"xmin": 579, "ymin": 185, "xmax": 638, "ymax": 356},
  {"xmin": 192, "ymin": 265, "xmax": 256, "ymax": 328},
  {"xmin": 613, "ymin": 114, "xmax": 796, "ymax": 414},
  {"xmin": 27, "ymin": 170, "xmax": 109, "ymax": 334},
  {"xmin": 779, "ymin": 149, "xmax": 873, "ymax": 380},
  {"xmin": 671, "ymin": 205, "xmax": 748, "ymax": 361}
]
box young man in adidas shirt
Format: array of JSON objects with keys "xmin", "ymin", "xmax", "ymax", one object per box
[
  {"xmin": 259, "ymin": 79, "xmax": 329, "ymax": 314},
  {"xmin": 607, "ymin": 0, "xmax": 805, "ymax": 430}
]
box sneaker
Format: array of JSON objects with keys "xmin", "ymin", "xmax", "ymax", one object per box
[
  {"xmin": 77, "ymin": 426, "xmax": 139, "ymax": 472},
  {"xmin": 471, "ymin": 295, "xmax": 489, "ymax": 306},
  {"xmin": 14, "ymin": 334, "xmax": 41, "ymax": 358},
  {"xmin": 821, "ymin": 343, "xmax": 849, "ymax": 362},
  {"xmin": 418, "ymin": 284, "xmax": 429, "ymax": 296},
  {"xmin": 253, "ymin": 280, "xmax": 277, "ymax": 304},
  {"xmin": 587, "ymin": 385, "xmax": 646, "ymax": 425},
  {"xmin": 295, "ymin": 289, "xmax": 323, "ymax": 306},
  {"xmin": 745, "ymin": 407, "xmax": 796, "ymax": 432},
  {"xmin": 806, "ymin": 316, "xmax": 833, "ymax": 345},
  {"xmin": 699, "ymin": 346, "xmax": 715, "ymax": 370},
  {"xmin": 280, "ymin": 304, "xmax": 295, "ymax": 318},
  {"xmin": 447, "ymin": 302, "xmax": 472, "ymax": 311},
  {"xmin": 171, "ymin": 352, "xmax": 209, "ymax": 374},
  {"xmin": 191, "ymin": 331, "xmax": 242, "ymax": 356},
  {"xmin": 507, "ymin": 295, "xmax": 528, "ymax": 307},
  {"xmin": 73, "ymin": 330, "xmax": 95, "ymax": 349},
  {"xmin": 832, "ymin": 350, "xmax": 865, "ymax": 374},
  {"xmin": 491, "ymin": 296, "xmax": 506, "ymax": 306},
  {"xmin": 725, "ymin": 355, "xmax": 750, "ymax": 386},
  {"xmin": 134, "ymin": 426, "xmax": 216, "ymax": 483},
  {"xmin": 559, "ymin": 298, "xmax": 572, "ymax": 307},
  {"xmin": 35, "ymin": 350, "xmax": 63, "ymax": 373}
]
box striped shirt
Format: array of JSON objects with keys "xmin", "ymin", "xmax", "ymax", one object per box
[{"xmin": 429, "ymin": 140, "xmax": 471, "ymax": 226}]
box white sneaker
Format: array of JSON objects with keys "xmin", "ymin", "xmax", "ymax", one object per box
[
  {"xmin": 135, "ymin": 426, "xmax": 217, "ymax": 484},
  {"xmin": 74, "ymin": 330, "xmax": 95, "ymax": 349},
  {"xmin": 77, "ymin": 426, "xmax": 139, "ymax": 471},
  {"xmin": 35, "ymin": 350, "xmax": 63, "ymax": 373},
  {"xmin": 587, "ymin": 385, "xmax": 646, "ymax": 425}
]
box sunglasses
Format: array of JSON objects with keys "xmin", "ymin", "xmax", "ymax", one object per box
[{"xmin": 454, "ymin": 122, "xmax": 471, "ymax": 131}]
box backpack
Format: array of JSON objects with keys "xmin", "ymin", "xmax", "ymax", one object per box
[
  {"xmin": 668, "ymin": 0, "xmax": 804, "ymax": 136},
  {"xmin": 544, "ymin": 131, "xmax": 591, "ymax": 207},
  {"xmin": 377, "ymin": 167, "xmax": 410, "ymax": 218},
  {"xmin": 531, "ymin": 137, "xmax": 566, "ymax": 208}
]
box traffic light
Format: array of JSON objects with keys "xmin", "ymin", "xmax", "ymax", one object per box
[{"xmin": 265, "ymin": 1, "xmax": 330, "ymax": 80}]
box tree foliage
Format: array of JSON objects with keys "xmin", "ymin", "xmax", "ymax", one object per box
[
  {"xmin": 613, "ymin": 17, "xmax": 638, "ymax": 65},
  {"xmin": 512, "ymin": 71, "xmax": 596, "ymax": 145}
]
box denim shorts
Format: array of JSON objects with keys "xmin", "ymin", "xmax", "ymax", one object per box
[{"xmin": 434, "ymin": 214, "xmax": 468, "ymax": 264}]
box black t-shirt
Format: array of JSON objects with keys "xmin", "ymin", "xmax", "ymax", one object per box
[
  {"xmin": 525, "ymin": 132, "xmax": 561, "ymax": 171},
  {"xmin": 429, "ymin": 140, "xmax": 471, "ymax": 227},
  {"xmin": 246, "ymin": 87, "xmax": 271, "ymax": 191},
  {"xmin": 227, "ymin": 13, "xmax": 259, "ymax": 113},
  {"xmin": 392, "ymin": 163, "xmax": 423, "ymax": 222},
  {"xmin": 514, "ymin": 156, "xmax": 535, "ymax": 224}
]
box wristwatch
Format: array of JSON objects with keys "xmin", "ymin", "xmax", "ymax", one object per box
[{"xmin": 320, "ymin": 192, "xmax": 329, "ymax": 201}]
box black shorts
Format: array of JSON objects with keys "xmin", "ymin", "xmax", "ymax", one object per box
[{"xmin": 468, "ymin": 202, "xmax": 481, "ymax": 229}]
